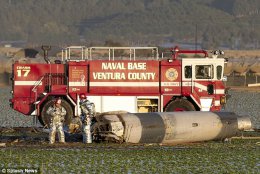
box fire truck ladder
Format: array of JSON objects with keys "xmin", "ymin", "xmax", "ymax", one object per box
[
  {"xmin": 89, "ymin": 47, "xmax": 159, "ymax": 61},
  {"xmin": 62, "ymin": 46, "xmax": 88, "ymax": 61},
  {"xmin": 62, "ymin": 46, "xmax": 159, "ymax": 61},
  {"xmin": 31, "ymin": 75, "xmax": 46, "ymax": 119},
  {"xmin": 31, "ymin": 73, "xmax": 66, "ymax": 100}
]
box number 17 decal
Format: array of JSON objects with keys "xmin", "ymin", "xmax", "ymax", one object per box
[{"xmin": 17, "ymin": 69, "xmax": 30, "ymax": 77}]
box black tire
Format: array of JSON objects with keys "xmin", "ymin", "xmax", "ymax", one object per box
[
  {"xmin": 164, "ymin": 99, "xmax": 195, "ymax": 112},
  {"xmin": 40, "ymin": 99, "xmax": 73, "ymax": 127}
]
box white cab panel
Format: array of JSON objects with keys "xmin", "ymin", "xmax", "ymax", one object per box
[{"xmin": 87, "ymin": 96, "xmax": 137, "ymax": 113}]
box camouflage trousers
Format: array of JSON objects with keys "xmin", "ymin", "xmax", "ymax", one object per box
[{"xmin": 49, "ymin": 122, "xmax": 65, "ymax": 144}]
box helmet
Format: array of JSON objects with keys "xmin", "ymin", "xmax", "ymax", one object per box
[
  {"xmin": 55, "ymin": 98, "xmax": 62, "ymax": 104},
  {"xmin": 79, "ymin": 93, "xmax": 87, "ymax": 100}
]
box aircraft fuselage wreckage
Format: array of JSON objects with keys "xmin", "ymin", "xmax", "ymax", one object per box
[{"xmin": 93, "ymin": 111, "xmax": 252, "ymax": 144}]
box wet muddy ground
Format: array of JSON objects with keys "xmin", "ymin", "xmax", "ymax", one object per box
[
  {"xmin": 0, "ymin": 128, "xmax": 259, "ymax": 174},
  {"xmin": 0, "ymin": 127, "xmax": 82, "ymax": 147}
]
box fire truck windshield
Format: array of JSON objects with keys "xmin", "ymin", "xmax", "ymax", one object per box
[{"xmin": 195, "ymin": 65, "xmax": 214, "ymax": 79}]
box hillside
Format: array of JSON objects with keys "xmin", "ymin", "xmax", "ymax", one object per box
[{"xmin": 0, "ymin": 0, "xmax": 260, "ymax": 49}]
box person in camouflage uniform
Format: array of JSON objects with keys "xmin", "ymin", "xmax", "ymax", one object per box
[
  {"xmin": 79, "ymin": 93, "xmax": 95, "ymax": 143},
  {"xmin": 46, "ymin": 98, "xmax": 66, "ymax": 144}
]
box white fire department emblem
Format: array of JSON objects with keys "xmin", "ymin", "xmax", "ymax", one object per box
[{"xmin": 166, "ymin": 68, "xmax": 178, "ymax": 81}]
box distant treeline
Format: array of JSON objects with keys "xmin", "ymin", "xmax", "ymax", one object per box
[{"xmin": 0, "ymin": 0, "xmax": 260, "ymax": 49}]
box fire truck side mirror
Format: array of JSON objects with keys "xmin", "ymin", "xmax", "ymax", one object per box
[
  {"xmin": 207, "ymin": 84, "xmax": 214, "ymax": 95},
  {"xmin": 224, "ymin": 58, "xmax": 228, "ymax": 63}
]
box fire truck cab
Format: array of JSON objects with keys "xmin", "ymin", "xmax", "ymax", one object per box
[{"xmin": 10, "ymin": 46, "xmax": 227, "ymax": 126}]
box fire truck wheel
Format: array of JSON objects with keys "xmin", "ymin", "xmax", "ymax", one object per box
[
  {"xmin": 165, "ymin": 99, "xmax": 195, "ymax": 111},
  {"xmin": 40, "ymin": 99, "xmax": 73, "ymax": 127}
]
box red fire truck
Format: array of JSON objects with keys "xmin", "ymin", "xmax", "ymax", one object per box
[{"xmin": 9, "ymin": 46, "xmax": 227, "ymax": 126}]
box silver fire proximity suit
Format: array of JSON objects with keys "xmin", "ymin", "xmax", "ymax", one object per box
[
  {"xmin": 80, "ymin": 99, "xmax": 95, "ymax": 143},
  {"xmin": 46, "ymin": 105, "xmax": 66, "ymax": 144}
]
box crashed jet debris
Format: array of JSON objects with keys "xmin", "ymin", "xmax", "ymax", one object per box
[{"xmin": 92, "ymin": 111, "xmax": 252, "ymax": 144}]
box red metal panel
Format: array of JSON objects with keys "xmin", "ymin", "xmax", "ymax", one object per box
[
  {"xmin": 88, "ymin": 60, "xmax": 159, "ymax": 94},
  {"xmin": 68, "ymin": 64, "xmax": 88, "ymax": 94},
  {"xmin": 13, "ymin": 98, "xmax": 33, "ymax": 115},
  {"xmin": 13, "ymin": 63, "xmax": 65, "ymax": 97},
  {"xmin": 186, "ymin": 80, "xmax": 225, "ymax": 111},
  {"xmin": 51, "ymin": 85, "xmax": 67, "ymax": 93},
  {"xmin": 162, "ymin": 95, "xmax": 173, "ymax": 109},
  {"xmin": 13, "ymin": 63, "xmax": 65, "ymax": 115},
  {"xmin": 182, "ymin": 81, "xmax": 193, "ymax": 96},
  {"xmin": 160, "ymin": 60, "xmax": 182, "ymax": 95}
]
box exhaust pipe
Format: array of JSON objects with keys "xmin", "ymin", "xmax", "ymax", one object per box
[{"xmin": 42, "ymin": 45, "xmax": 51, "ymax": 64}]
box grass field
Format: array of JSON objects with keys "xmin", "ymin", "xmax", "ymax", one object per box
[{"xmin": 0, "ymin": 139, "xmax": 259, "ymax": 174}]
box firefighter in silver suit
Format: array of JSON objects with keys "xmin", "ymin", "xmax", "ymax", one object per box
[
  {"xmin": 46, "ymin": 98, "xmax": 66, "ymax": 144},
  {"xmin": 79, "ymin": 93, "xmax": 95, "ymax": 143}
]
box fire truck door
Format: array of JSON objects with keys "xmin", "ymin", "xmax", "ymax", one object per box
[
  {"xmin": 68, "ymin": 65, "xmax": 88, "ymax": 93},
  {"xmin": 161, "ymin": 65, "xmax": 181, "ymax": 94}
]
